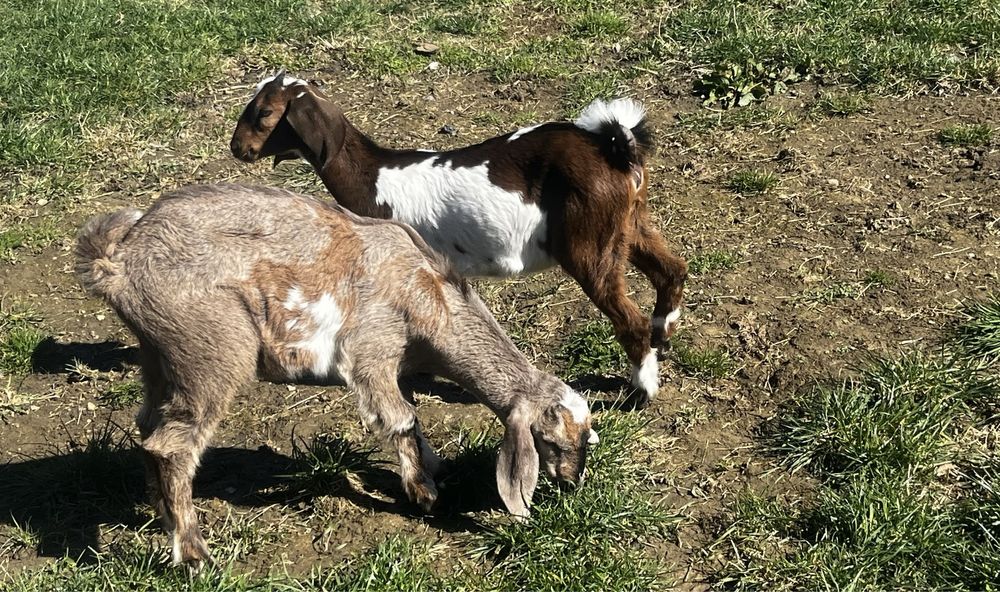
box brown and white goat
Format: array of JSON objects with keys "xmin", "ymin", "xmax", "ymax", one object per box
[
  {"xmin": 230, "ymin": 72, "xmax": 688, "ymax": 408},
  {"xmin": 75, "ymin": 184, "xmax": 596, "ymax": 570}
]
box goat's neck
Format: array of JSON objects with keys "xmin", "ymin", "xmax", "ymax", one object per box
[
  {"xmin": 434, "ymin": 299, "xmax": 549, "ymax": 421},
  {"xmin": 312, "ymin": 119, "xmax": 397, "ymax": 218}
]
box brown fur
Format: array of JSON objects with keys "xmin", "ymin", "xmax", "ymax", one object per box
[
  {"xmin": 75, "ymin": 184, "xmax": 593, "ymax": 569},
  {"xmin": 231, "ymin": 76, "xmax": 687, "ymax": 406}
]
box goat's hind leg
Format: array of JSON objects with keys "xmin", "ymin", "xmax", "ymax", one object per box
[
  {"xmin": 352, "ymin": 359, "xmax": 440, "ymax": 512},
  {"xmin": 629, "ymin": 217, "xmax": 688, "ymax": 355}
]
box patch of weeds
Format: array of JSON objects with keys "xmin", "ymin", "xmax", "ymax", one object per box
[
  {"xmin": 674, "ymin": 105, "xmax": 800, "ymax": 134},
  {"xmin": 285, "ymin": 433, "xmax": 382, "ymax": 498},
  {"xmin": 863, "ymin": 269, "xmax": 896, "ymax": 289},
  {"xmin": 799, "ymin": 277, "xmax": 886, "ymax": 305},
  {"xmin": 0, "ymin": 308, "xmax": 46, "ymax": 376},
  {"xmin": 0, "ymin": 221, "xmax": 61, "ymax": 262},
  {"xmin": 954, "ymin": 297, "xmax": 1000, "ymax": 366},
  {"xmin": 473, "ymin": 410, "xmax": 677, "ymax": 591},
  {"xmin": 671, "ymin": 339, "xmax": 732, "ymax": 379},
  {"xmin": 695, "ymin": 61, "xmax": 805, "ymax": 108},
  {"xmin": 0, "ymin": 518, "xmax": 40, "ymax": 559},
  {"xmin": 568, "ymin": 11, "xmax": 629, "ymax": 39},
  {"xmin": 206, "ymin": 508, "xmax": 284, "ymax": 562},
  {"xmin": 424, "ymin": 11, "xmax": 498, "ymax": 36},
  {"xmin": 346, "ymin": 43, "xmax": 426, "ymax": 77},
  {"xmin": 726, "ymin": 170, "xmax": 778, "ymax": 195},
  {"xmin": 100, "ymin": 379, "xmax": 144, "ymax": 410},
  {"xmin": 938, "ymin": 123, "xmax": 993, "ymax": 147},
  {"xmin": 688, "ymin": 250, "xmax": 739, "ymax": 275},
  {"xmin": 814, "ymin": 92, "xmax": 871, "ymax": 117},
  {"xmin": 561, "ymin": 320, "xmax": 627, "ymax": 379}
]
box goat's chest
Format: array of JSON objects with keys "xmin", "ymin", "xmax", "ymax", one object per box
[{"xmin": 374, "ymin": 160, "xmax": 554, "ymax": 277}]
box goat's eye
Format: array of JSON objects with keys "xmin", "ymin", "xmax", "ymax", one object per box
[{"xmin": 258, "ymin": 109, "xmax": 273, "ymax": 119}]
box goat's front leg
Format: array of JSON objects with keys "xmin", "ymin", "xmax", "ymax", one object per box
[
  {"xmin": 563, "ymin": 251, "xmax": 659, "ymax": 408},
  {"xmin": 352, "ymin": 364, "xmax": 440, "ymax": 511},
  {"xmin": 629, "ymin": 216, "xmax": 688, "ymax": 354}
]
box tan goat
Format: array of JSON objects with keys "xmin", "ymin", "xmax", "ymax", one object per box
[
  {"xmin": 75, "ymin": 184, "xmax": 596, "ymax": 570},
  {"xmin": 230, "ymin": 72, "xmax": 688, "ymax": 408}
]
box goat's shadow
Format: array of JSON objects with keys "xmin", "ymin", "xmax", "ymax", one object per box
[
  {"xmin": 567, "ymin": 374, "xmax": 648, "ymax": 412},
  {"xmin": 30, "ymin": 338, "xmax": 139, "ymax": 374},
  {"xmin": 0, "ymin": 432, "xmax": 496, "ymax": 563}
]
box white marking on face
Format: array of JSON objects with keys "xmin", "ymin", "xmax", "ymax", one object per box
[
  {"xmin": 630, "ymin": 349, "xmax": 659, "ymax": 397},
  {"xmin": 252, "ymin": 73, "xmax": 309, "ymax": 98},
  {"xmin": 508, "ymin": 123, "xmax": 543, "ymax": 142},
  {"xmin": 560, "ymin": 385, "xmax": 590, "ymax": 423},
  {"xmin": 374, "ymin": 157, "xmax": 555, "ymax": 277},
  {"xmin": 574, "ymin": 98, "xmax": 646, "ymax": 134}
]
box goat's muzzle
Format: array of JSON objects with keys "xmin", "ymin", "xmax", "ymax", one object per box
[{"xmin": 230, "ymin": 138, "xmax": 258, "ymax": 163}]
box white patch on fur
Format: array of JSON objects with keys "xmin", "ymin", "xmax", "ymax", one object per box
[
  {"xmin": 588, "ymin": 429, "xmax": 599, "ymax": 444},
  {"xmin": 252, "ymin": 73, "xmax": 308, "ymax": 98},
  {"xmin": 560, "ymin": 386, "xmax": 590, "ymax": 423},
  {"xmin": 374, "ymin": 157, "xmax": 554, "ymax": 276},
  {"xmin": 295, "ymin": 91, "xmax": 306, "ymax": 98},
  {"xmin": 574, "ymin": 98, "xmax": 646, "ymax": 134},
  {"xmin": 630, "ymin": 350, "xmax": 659, "ymax": 397},
  {"xmin": 652, "ymin": 308, "xmax": 682, "ymax": 332},
  {"xmin": 283, "ymin": 290, "xmax": 348, "ymax": 381},
  {"xmin": 508, "ymin": 123, "xmax": 543, "ymax": 142},
  {"xmin": 171, "ymin": 532, "xmax": 182, "ymax": 565}
]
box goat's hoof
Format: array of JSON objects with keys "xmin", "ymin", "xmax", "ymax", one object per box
[
  {"xmin": 174, "ymin": 532, "xmax": 212, "ymax": 574},
  {"xmin": 405, "ymin": 478, "xmax": 439, "ymax": 513},
  {"xmin": 625, "ymin": 388, "xmax": 652, "ymax": 410}
]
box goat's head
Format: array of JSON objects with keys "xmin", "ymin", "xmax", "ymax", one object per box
[
  {"xmin": 230, "ymin": 70, "xmax": 346, "ymax": 167},
  {"xmin": 496, "ymin": 384, "xmax": 596, "ymax": 518}
]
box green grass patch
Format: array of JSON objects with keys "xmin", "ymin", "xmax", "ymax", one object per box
[
  {"xmin": 0, "ymin": 308, "xmax": 47, "ymax": 376},
  {"xmin": 568, "ymin": 11, "xmax": 629, "ymax": 39},
  {"xmin": 674, "ymin": 105, "xmax": 800, "ymax": 134},
  {"xmin": 955, "ymin": 298, "xmax": 1000, "ymax": 365},
  {"xmin": 561, "ymin": 320, "xmax": 627, "ymax": 379},
  {"xmin": 563, "ymin": 72, "xmax": 627, "ymax": 114},
  {"xmin": 814, "ymin": 92, "xmax": 871, "ymax": 117},
  {"xmin": 284, "ymin": 433, "xmax": 382, "ymax": 498},
  {"xmin": 938, "ymin": 123, "xmax": 994, "ymax": 147},
  {"xmin": 688, "ymin": 250, "xmax": 739, "ymax": 275},
  {"xmin": 671, "ymin": 339, "xmax": 733, "ymax": 379},
  {"xmin": 726, "ymin": 170, "xmax": 779, "ymax": 194},
  {"xmin": 0, "ymin": 221, "xmax": 61, "ymax": 262},
  {"xmin": 100, "ymin": 379, "xmax": 144, "ymax": 410}
]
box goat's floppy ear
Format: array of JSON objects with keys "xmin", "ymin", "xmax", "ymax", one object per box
[
  {"xmin": 496, "ymin": 406, "xmax": 539, "ymax": 518},
  {"xmin": 283, "ymin": 91, "xmax": 345, "ymax": 166}
]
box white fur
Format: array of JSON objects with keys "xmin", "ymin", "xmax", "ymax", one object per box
[
  {"xmin": 574, "ymin": 98, "xmax": 646, "ymax": 134},
  {"xmin": 508, "ymin": 123, "xmax": 543, "ymax": 142},
  {"xmin": 283, "ymin": 289, "xmax": 347, "ymax": 380},
  {"xmin": 652, "ymin": 308, "xmax": 682, "ymax": 333},
  {"xmin": 171, "ymin": 532, "xmax": 182, "ymax": 565},
  {"xmin": 560, "ymin": 386, "xmax": 589, "ymax": 423},
  {"xmin": 374, "ymin": 158, "xmax": 554, "ymax": 276},
  {"xmin": 630, "ymin": 349, "xmax": 659, "ymax": 397}
]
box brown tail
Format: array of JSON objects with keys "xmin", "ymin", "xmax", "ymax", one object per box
[{"xmin": 75, "ymin": 208, "xmax": 144, "ymax": 301}]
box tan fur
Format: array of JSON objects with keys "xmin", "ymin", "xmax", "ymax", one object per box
[{"xmin": 75, "ymin": 184, "xmax": 592, "ymax": 569}]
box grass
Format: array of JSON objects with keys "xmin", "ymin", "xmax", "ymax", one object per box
[
  {"xmin": 726, "ymin": 170, "xmax": 779, "ymax": 195},
  {"xmin": 671, "ymin": 339, "xmax": 733, "ymax": 379},
  {"xmin": 0, "ymin": 307, "xmax": 46, "ymax": 376},
  {"xmin": 688, "ymin": 250, "xmax": 740, "ymax": 275},
  {"xmin": 711, "ymin": 299, "xmax": 1000, "ymax": 590},
  {"xmin": 99, "ymin": 380, "xmax": 144, "ymax": 410},
  {"xmin": 561, "ymin": 320, "xmax": 627, "ymax": 379},
  {"xmin": 284, "ymin": 433, "xmax": 382, "ymax": 498},
  {"xmin": 0, "ymin": 380, "xmax": 57, "ymax": 419},
  {"xmin": 814, "ymin": 92, "xmax": 871, "ymax": 117},
  {"xmin": 955, "ymin": 298, "xmax": 1000, "ymax": 365},
  {"xmin": 938, "ymin": 123, "xmax": 994, "ymax": 146}
]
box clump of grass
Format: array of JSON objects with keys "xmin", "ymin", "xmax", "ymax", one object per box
[
  {"xmin": 672, "ymin": 340, "xmax": 732, "ymax": 379},
  {"xmin": 0, "ymin": 221, "xmax": 60, "ymax": 262},
  {"xmin": 0, "ymin": 380, "xmax": 57, "ymax": 418},
  {"xmin": 675, "ymin": 105, "xmax": 800, "ymax": 134},
  {"xmin": 561, "ymin": 320, "xmax": 627, "ymax": 379},
  {"xmin": 568, "ymin": 11, "xmax": 629, "ymax": 39},
  {"xmin": 0, "ymin": 519, "xmax": 40, "ymax": 559},
  {"xmin": 954, "ymin": 298, "xmax": 1000, "ymax": 366},
  {"xmin": 688, "ymin": 250, "xmax": 739, "ymax": 275},
  {"xmin": 726, "ymin": 170, "xmax": 778, "ymax": 194},
  {"xmin": 864, "ymin": 269, "xmax": 896, "ymax": 288},
  {"xmin": 297, "ymin": 535, "xmax": 454, "ymax": 591},
  {"xmin": 562, "ymin": 71, "xmax": 625, "ymax": 113},
  {"xmin": 938, "ymin": 123, "xmax": 993, "ymax": 147},
  {"xmin": 100, "ymin": 379, "xmax": 144, "ymax": 410},
  {"xmin": 285, "ymin": 433, "xmax": 382, "ymax": 497},
  {"xmin": 814, "ymin": 92, "xmax": 870, "ymax": 117},
  {"xmin": 0, "ymin": 308, "xmax": 46, "ymax": 375},
  {"xmin": 473, "ymin": 410, "xmax": 677, "ymax": 591}
]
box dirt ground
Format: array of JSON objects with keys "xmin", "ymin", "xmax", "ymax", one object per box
[{"xmin": 1, "ymin": 65, "xmax": 998, "ymax": 586}]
